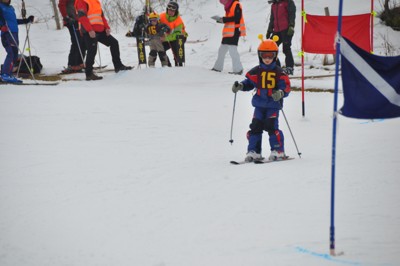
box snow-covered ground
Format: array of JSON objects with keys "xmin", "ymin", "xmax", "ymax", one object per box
[{"xmin": 1, "ymin": 0, "xmax": 399, "ymax": 265}]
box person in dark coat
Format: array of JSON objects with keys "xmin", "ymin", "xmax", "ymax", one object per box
[
  {"xmin": 58, "ymin": 0, "xmax": 86, "ymax": 74},
  {"xmin": 266, "ymin": 0, "xmax": 296, "ymax": 75}
]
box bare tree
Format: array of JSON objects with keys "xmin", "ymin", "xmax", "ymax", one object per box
[{"xmin": 50, "ymin": 0, "xmax": 61, "ymax": 30}]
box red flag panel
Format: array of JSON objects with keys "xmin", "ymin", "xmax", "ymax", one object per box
[{"xmin": 303, "ymin": 14, "xmax": 371, "ymax": 54}]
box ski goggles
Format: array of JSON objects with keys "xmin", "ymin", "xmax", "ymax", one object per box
[
  {"xmin": 167, "ymin": 4, "xmax": 177, "ymax": 11},
  {"xmin": 259, "ymin": 51, "xmax": 277, "ymax": 60}
]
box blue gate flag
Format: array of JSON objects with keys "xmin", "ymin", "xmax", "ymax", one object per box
[{"xmin": 340, "ymin": 37, "xmax": 400, "ymax": 119}]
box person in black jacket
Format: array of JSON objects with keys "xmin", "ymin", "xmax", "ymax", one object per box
[
  {"xmin": 266, "ymin": 0, "xmax": 296, "ymax": 75},
  {"xmin": 58, "ymin": 0, "xmax": 86, "ymax": 74}
]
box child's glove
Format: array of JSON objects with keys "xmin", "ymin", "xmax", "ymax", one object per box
[
  {"xmin": 272, "ymin": 90, "xmax": 284, "ymax": 101},
  {"xmin": 232, "ymin": 81, "xmax": 243, "ymax": 93},
  {"xmin": 0, "ymin": 25, "xmax": 8, "ymax": 32}
]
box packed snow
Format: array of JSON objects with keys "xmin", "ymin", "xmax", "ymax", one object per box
[{"xmin": 1, "ymin": 0, "xmax": 399, "ymax": 265}]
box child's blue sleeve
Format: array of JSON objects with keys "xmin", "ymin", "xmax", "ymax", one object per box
[{"xmin": 241, "ymin": 77, "xmax": 255, "ymax": 92}]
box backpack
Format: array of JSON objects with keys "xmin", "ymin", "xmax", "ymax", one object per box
[{"xmin": 16, "ymin": 55, "xmax": 43, "ymax": 74}]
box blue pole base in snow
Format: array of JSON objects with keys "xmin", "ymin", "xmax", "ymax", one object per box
[
  {"xmin": 295, "ymin": 247, "xmax": 355, "ymax": 265},
  {"xmin": 330, "ymin": 226, "xmax": 335, "ymax": 252}
]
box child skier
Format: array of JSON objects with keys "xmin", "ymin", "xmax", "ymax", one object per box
[
  {"xmin": 0, "ymin": 0, "xmax": 34, "ymax": 83},
  {"xmin": 146, "ymin": 12, "xmax": 170, "ymax": 67},
  {"xmin": 232, "ymin": 38, "xmax": 291, "ymax": 162}
]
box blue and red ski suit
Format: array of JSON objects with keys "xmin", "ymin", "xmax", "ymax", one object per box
[{"xmin": 240, "ymin": 61, "xmax": 291, "ymax": 155}]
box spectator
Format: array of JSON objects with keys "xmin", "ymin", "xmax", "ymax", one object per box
[
  {"xmin": 75, "ymin": 0, "xmax": 133, "ymax": 80},
  {"xmin": 147, "ymin": 12, "xmax": 170, "ymax": 67},
  {"xmin": 58, "ymin": 0, "xmax": 86, "ymax": 74},
  {"xmin": 211, "ymin": 0, "xmax": 246, "ymax": 75},
  {"xmin": 159, "ymin": 1, "xmax": 187, "ymax": 67},
  {"xmin": 266, "ymin": 0, "xmax": 296, "ymax": 75}
]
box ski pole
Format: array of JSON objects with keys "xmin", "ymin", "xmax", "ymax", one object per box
[
  {"xmin": 72, "ymin": 23, "xmax": 85, "ymax": 66},
  {"xmin": 163, "ymin": 32, "xmax": 179, "ymax": 66},
  {"xmin": 280, "ymin": 106, "xmax": 302, "ymax": 158},
  {"xmin": 16, "ymin": 23, "xmax": 31, "ymax": 76},
  {"xmin": 229, "ymin": 82, "xmax": 238, "ymax": 145},
  {"xmin": 5, "ymin": 22, "xmax": 37, "ymax": 83},
  {"xmin": 17, "ymin": 0, "xmax": 33, "ymax": 77},
  {"xmin": 97, "ymin": 42, "xmax": 102, "ymax": 68},
  {"xmin": 22, "ymin": 0, "xmax": 33, "ymax": 69}
]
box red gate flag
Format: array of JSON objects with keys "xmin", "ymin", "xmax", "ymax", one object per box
[{"xmin": 303, "ymin": 14, "xmax": 371, "ymax": 54}]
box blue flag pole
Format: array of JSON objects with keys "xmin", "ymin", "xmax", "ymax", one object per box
[{"xmin": 330, "ymin": 0, "xmax": 344, "ymax": 256}]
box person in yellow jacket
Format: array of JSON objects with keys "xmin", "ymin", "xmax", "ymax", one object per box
[
  {"xmin": 211, "ymin": 0, "xmax": 246, "ymax": 75},
  {"xmin": 159, "ymin": 1, "xmax": 187, "ymax": 67}
]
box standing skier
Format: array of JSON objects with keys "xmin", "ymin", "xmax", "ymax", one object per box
[
  {"xmin": 58, "ymin": 0, "xmax": 86, "ymax": 74},
  {"xmin": 146, "ymin": 12, "xmax": 170, "ymax": 67},
  {"xmin": 0, "ymin": 0, "xmax": 34, "ymax": 83},
  {"xmin": 75, "ymin": 0, "xmax": 133, "ymax": 80},
  {"xmin": 231, "ymin": 38, "xmax": 291, "ymax": 162}
]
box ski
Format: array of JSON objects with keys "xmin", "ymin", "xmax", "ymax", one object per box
[
  {"xmin": 95, "ymin": 66, "xmax": 134, "ymax": 73},
  {"xmin": 176, "ymin": 34, "xmax": 185, "ymax": 65},
  {"xmin": 254, "ymin": 156, "xmax": 294, "ymax": 164},
  {"xmin": 59, "ymin": 65, "xmax": 108, "ymax": 75},
  {"xmin": 136, "ymin": 37, "xmax": 147, "ymax": 66},
  {"xmin": 230, "ymin": 160, "xmax": 252, "ymax": 165},
  {"xmin": 290, "ymin": 73, "xmax": 338, "ymax": 79},
  {"xmin": 230, "ymin": 156, "xmax": 294, "ymax": 165},
  {"xmin": 186, "ymin": 38, "xmax": 208, "ymax": 44},
  {"xmin": 1, "ymin": 81, "xmax": 59, "ymax": 86},
  {"xmin": 94, "ymin": 65, "xmax": 108, "ymax": 70}
]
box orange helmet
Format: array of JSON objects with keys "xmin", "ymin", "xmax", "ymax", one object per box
[
  {"xmin": 258, "ymin": 39, "xmax": 278, "ymax": 52},
  {"xmin": 258, "ymin": 39, "xmax": 278, "ymax": 61}
]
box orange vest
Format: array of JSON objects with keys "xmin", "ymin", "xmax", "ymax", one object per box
[
  {"xmin": 222, "ymin": 2, "xmax": 246, "ymax": 38},
  {"xmin": 83, "ymin": 0, "xmax": 104, "ymax": 26},
  {"xmin": 159, "ymin": 13, "xmax": 186, "ymax": 34}
]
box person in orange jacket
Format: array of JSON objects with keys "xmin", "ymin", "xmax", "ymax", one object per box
[
  {"xmin": 159, "ymin": 1, "xmax": 187, "ymax": 67},
  {"xmin": 211, "ymin": 0, "xmax": 246, "ymax": 75},
  {"xmin": 75, "ymin": 0, "xmax": 132, "ymax": 80}
]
